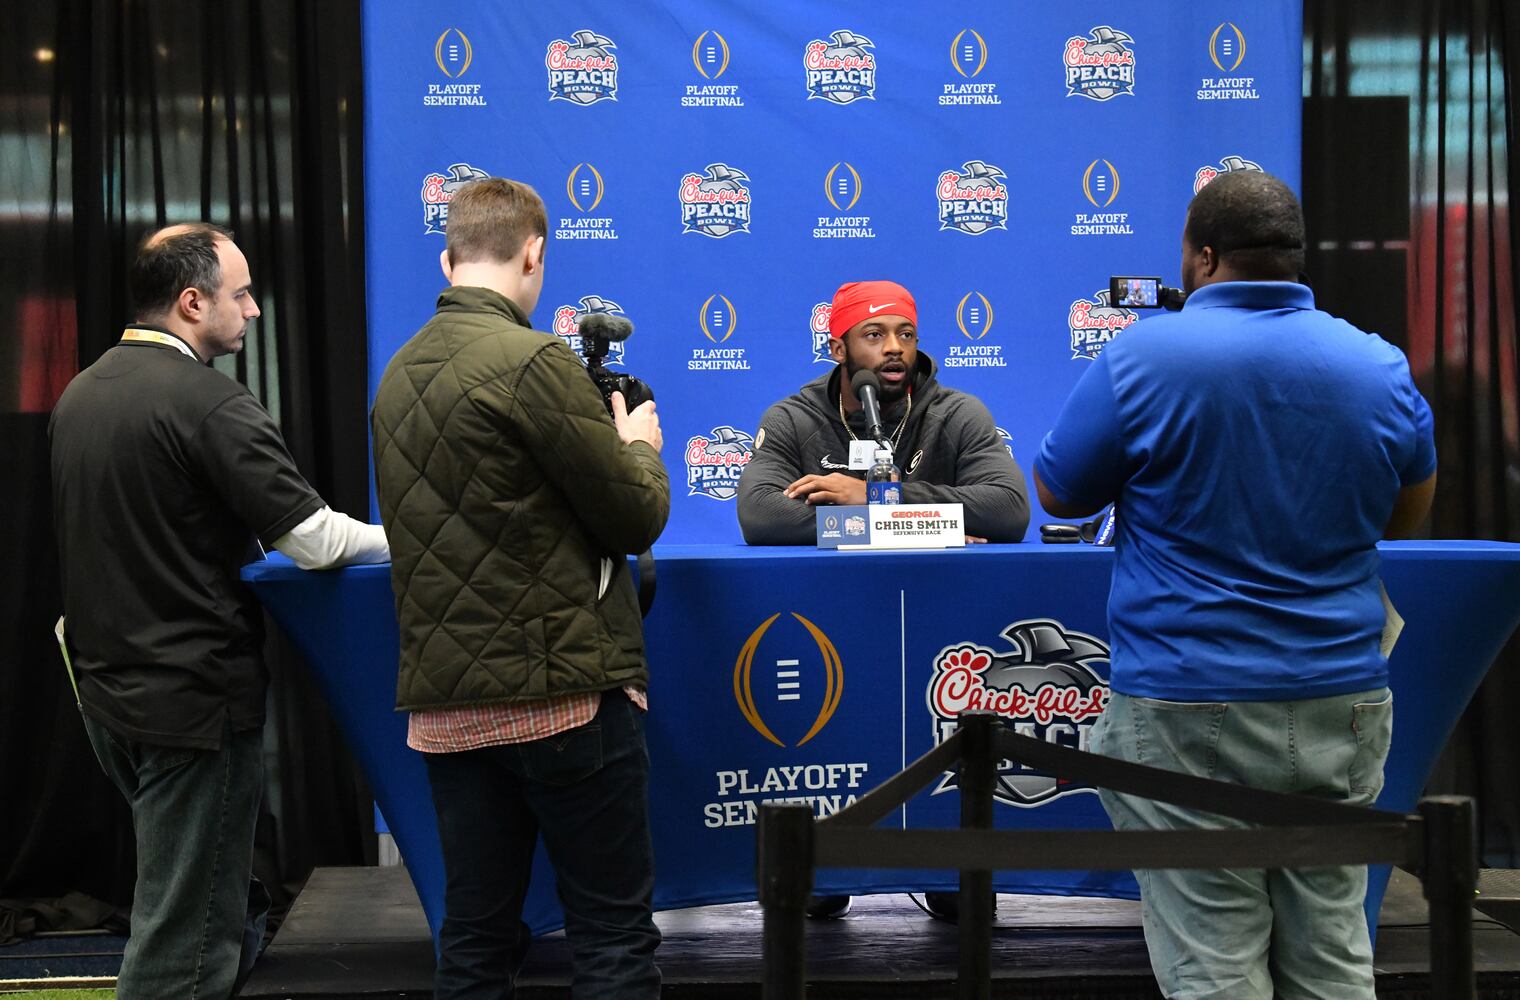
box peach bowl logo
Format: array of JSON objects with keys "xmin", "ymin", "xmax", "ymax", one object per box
[
  {"xmin": 1064, "ymin": 26, "xmax": 1135, "ymax": 101},
  {"xmin": 552, "ymin": 295, "xmax": 627, "ymax": 367},
  {"xmin": 734, "ymin": 612, "xmax": 844, "ymax": 747},
  {"xmin": 805, "ymin": 29, "xmax": 876, "ymax": 103},
  {"xmin": 927, "ymin": 619, "xmax": 1110, "ymax": 807},
  {"xmin": 810, "ymin": 301, "xmax": 834, "ymax": 363},
  {"xmin": 421, "ymin": 162, "xmax": 491, "ymax": 235},
  {"xmin": 1068, "ymin": 289, "xmax": 1138, "ymax": 360},
  {"xmin": 686, "ymin": 425, "xmax": 754, "ymax": 499},
  {"xmin": 680, "ymin": 163, "xmax": 752, "ymax": 238},
  {"xmin": 1193, "ymin": 154, "xmax": 1263, "ymax": 194},
  {"xmin": 546, "ymin": 30, "xmax": 618, "ymax": 105},
  {"xmin": 937, "ymin": 160, "xmax": 1008, "ymax": 235}
]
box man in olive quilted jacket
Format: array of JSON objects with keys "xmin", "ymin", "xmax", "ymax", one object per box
[{"xmin": 371, "ymin": 177, "xmax": 670, "ymax": 1000}]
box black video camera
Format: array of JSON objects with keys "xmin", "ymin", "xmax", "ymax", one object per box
[
  {"xmin": 577, "ymin": 313, "xmax": 655, "ymax": 412},
  {"xmin": 1109, "ymin": 276, "xmax": 1187, "ymax": 311}
]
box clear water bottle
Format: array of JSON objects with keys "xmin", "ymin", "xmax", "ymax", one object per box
[{"xmin": 866, "ymin": 448, "xmax": 902, "ymax": 505}]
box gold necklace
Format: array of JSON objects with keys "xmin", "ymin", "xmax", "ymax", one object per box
[{"xmin": 839, "ymin": 384, "xmax": 912, "ymax": 450}]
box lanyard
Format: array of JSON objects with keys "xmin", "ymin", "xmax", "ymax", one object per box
[{"xmin": 120, "ymin": 327, "xmax": 200, "ymax": 360}]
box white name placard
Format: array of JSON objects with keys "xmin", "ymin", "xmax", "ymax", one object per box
[{"xmin": 816, "ymin": 503, "xmax": 966, "ymax": 550}]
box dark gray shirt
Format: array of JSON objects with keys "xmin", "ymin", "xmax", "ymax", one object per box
[{"xmin": 49, "ymin": 330, "xmax": 322, "ymax": 748}]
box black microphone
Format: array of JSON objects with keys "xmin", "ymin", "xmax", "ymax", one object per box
[{"xmin": 850, "ymin": 369, "xmax": 887, "ymax": 446}]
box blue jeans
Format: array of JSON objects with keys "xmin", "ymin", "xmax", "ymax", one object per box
[
  {"xmin": 424, "ymin": 691, "xmax": 661, "ymax": 1000},
  {"xmin": 81, "ymin": 713, "xmax": 268, "ymax": 1000},
  {"xmin": 1091, "ymin": 688, "xmax": 1393, "ymax": 1000}
]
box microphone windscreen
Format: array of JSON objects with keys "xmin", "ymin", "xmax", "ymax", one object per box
[
  {"xmin": 850, "ymin": 368, "xmax": 883, "ymax": 396},
  {"xmin": 577, "ymin": 312, "xmax": 634, "ymax": 342}
]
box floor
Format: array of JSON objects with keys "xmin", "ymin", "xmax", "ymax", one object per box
[{"xmin": 232, "ymin": 865, "xmax": 1520, "ymax": 998}]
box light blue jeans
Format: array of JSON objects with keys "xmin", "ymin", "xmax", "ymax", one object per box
[{"xmin": 1091, "ymin": 687, "xmax": 1393, "ymax": 1000}]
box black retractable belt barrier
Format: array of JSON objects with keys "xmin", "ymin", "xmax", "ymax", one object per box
[
  {"xmin": 756, "ymin": 804, "xmax": 812, "ymax": 1000},
  {"xmin": 1420, "ymin": 797, "xmax": 1478, "ymax": 999},
  {"xmin": 957, "ymin": 714, "xmax": 995, "ymax": 1000},
  {"xmin": 757, "ymin": 710, "xmax": 1477, "ymax": 1000}
]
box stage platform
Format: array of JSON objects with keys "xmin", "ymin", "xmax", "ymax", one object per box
[{"xmin": 238, "ymin": 865, "xmax": 1520, "ymax": 999}]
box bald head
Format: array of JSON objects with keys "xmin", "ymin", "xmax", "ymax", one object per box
[{"xmin": 130, "ymin": 223, "xmax": 235, "ymax": 321}]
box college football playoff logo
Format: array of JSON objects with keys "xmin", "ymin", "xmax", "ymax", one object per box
[
  {"xmin": 693, "ymin": 30, "xmax": 732, "ymax": 78},
  {"xmin": 735, "ymin": 612, "xmax": 845, "ymax": 747},
  {"xmin": 566, "ymin": 163, "xmax": 605, "ymax": 213},
  {"xmin": 435, "ymin": 28, "xmax": 473, "ymax": 77},
  {"xmin": 1209, "ymin": 23, "xmax": 1247, "ymax": 72},
  {"xmin": 950, "ymin": 29, "xmax": 988, "ymax": 78},
  {"xmin": 956, "ymin": 292, "xmax": 994, "ymax": 340},
  {"xmin": 1082, "ymin": 159, "xmax": 1120, "ymax": 208}
]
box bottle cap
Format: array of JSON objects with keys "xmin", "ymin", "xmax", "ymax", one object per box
[{"xmin": 874, "ymin": 448, "xmax": 893, "ymax": 461}]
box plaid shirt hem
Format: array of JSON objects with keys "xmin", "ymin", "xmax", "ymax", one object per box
[{"xmin": 408, "ymin": 687, "xmax": 648, "ymax": 753}]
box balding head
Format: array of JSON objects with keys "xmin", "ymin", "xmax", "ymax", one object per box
[
  {"xmin": 129, "ymin": 223, "xmax": 259, "ymax": 360},
  {"xmin": 130, "ymin": 223, "xmax": 235, "ymax": 321}
]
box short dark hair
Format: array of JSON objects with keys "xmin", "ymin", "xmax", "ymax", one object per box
[
  {"xmin": 1184, "ymin": 171, "xmax": 1305, "ymax": 279},
  {"xmin": 445, "ymin": 178, "xmax": 548, "ymax": 267},
  {"xmin": 130, "ymin": 223, "xmax": 235, "ymax": 320}
]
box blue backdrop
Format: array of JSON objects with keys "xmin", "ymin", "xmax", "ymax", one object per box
[{"xmin": 363, "ymin": 1, "xmax": 1303, "ymax": 543}]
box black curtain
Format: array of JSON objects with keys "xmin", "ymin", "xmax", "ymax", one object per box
[
  {"xmin": 1303, "ymin": 0, "xmax": 1520, "ymax": 862},
  {"xmin": 1, "ymin": 0, "xmax": 374, "ymax": 917}
]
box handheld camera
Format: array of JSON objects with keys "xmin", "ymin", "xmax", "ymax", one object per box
[
  {"xmin": 577, "ymin": 313, "xmax": 655, "ymax": 412},
  {"xmin": 1109, "ymin": 276, "xmax": 1187, "ymax": 311}
]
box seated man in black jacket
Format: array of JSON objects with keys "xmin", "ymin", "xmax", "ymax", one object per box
[
  {"xmin": 737, "ymin": 279, "xmax": 1029, "ymax": 546},
  {"xmin": 736, "ymin": 279, "xmax": 1029, "ymax": 920}
]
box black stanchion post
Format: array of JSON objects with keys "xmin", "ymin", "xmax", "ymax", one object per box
[
  {"xmin": 758, "ymin": 803, "xmax": 815, "ymax": 1000},
  {"xmin": 957, "ymin": 711, "xmax": 996, "ymax": 1000},
  {"xmin": 1419, "ymin": 796, "xmax": 1477, "ymax": 1000}
]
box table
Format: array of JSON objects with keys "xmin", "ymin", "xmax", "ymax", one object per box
[{"xmin": 242, "ymin": 541, "xmax": 1520, "ymax": 939}]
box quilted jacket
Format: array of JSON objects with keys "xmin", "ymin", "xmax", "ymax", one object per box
[{"xmin": 371, "ymin": 286, "xmax": 670, "ymax": 711}]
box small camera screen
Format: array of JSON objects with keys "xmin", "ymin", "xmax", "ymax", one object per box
[{"xmin": 1111, "ymin": 276, "xmax": 1160, "ymax": 308}]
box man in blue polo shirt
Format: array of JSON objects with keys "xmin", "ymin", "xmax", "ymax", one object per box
[{"xmin": 1034, "ymin": 170, "xmax": 1436, "ymax": 999}]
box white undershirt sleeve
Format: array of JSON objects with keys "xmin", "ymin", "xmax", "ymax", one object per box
[{"xmin": 271, "ymin": 506, "xmax": 390, "ymax": 570}]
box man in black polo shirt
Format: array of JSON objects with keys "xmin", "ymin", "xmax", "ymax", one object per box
[{"xmin": 49, "ymin": 223, "xmax": 387, "ymax": 1000}]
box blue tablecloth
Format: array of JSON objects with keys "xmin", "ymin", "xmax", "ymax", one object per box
[{"xmin": 242, "ymin": 541, "xmax": 1520, "ymax": 939}]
